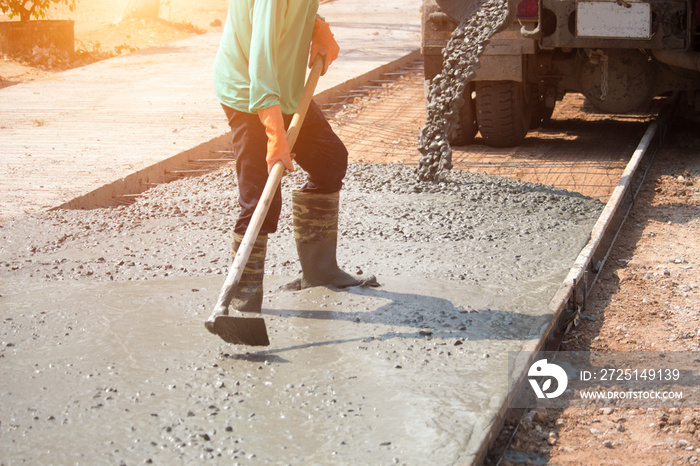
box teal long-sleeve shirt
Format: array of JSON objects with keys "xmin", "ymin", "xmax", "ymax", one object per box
[{"xmin": 213, "ymin": 0, "xmax": 319, "ymax": 115}]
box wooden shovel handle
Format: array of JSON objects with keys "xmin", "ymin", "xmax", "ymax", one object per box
[{"xmin": 212, "ymin": 57, "xmax": 325, "ymax": 313}]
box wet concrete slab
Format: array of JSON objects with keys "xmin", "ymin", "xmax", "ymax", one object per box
[
  {"xmin": 0, "ymin": 163, "xmax": 603, "ymax": 464},
  {"xmin": 1, "ymin": 273, "xmax": 556, "ymax": 464}
]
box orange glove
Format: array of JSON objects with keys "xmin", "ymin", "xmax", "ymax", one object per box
[
  {"xmin": 309, "ymin": 16, "xmax": 339, "ymax": 76},
  {"xmin": 257, "ymin": 105, "xmax": 294, "ymax": 174}
]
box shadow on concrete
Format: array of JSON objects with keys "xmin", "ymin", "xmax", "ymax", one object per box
[{"xmin": 260, "ymin": 285, "xmax": 546, "ymax": 346}]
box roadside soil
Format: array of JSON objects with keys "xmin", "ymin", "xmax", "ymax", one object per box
[
  {"xmin": 487, "ymin": 121, "xmax": 700, "ymax": 465},
  {"xmin": 2, "ymin": 1, "xmax": 700, "ymax": 463}
]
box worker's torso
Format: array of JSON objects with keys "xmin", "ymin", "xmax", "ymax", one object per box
[{"xmin": 214, "ymin": 0, "xmax": 319, "ymax": 115}]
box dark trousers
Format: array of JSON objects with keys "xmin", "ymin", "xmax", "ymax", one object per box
[{"xmin": 223, "ymin": 101, "xmax": 348, "ymax": 235}]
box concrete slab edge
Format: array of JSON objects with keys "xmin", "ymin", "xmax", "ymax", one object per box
[
  {"xmin": 470, "ymin": 96, "xmax": 677, "ymax": 465},
  {"xmin": 53, "ymin": 49, "xmax": 421, "ymax": 214}
]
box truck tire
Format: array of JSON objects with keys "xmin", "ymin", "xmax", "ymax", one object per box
[
  {"xmin": 530, "ymin": 92, "xmax": 555, "ymax": 129},
  {"xmin": 448, "ymin": 83, "xmax": 478, "ymax": 146},
  {"xmin": 475, "ymin": 80, "xmax": 531, "ymax": 147}
]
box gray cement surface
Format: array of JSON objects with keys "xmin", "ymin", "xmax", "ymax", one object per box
[{"xmin": 0, "ymin": 163, "xmax": 603, "ymax": 464}]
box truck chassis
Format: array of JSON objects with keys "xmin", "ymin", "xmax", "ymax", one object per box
[{"xmin": 422, "ymin": 0, "xmax": 700, "ymax": 146}]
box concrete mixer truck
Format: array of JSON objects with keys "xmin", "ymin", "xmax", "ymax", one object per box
[{"xmin": 422, "ymin": 0, "xmax": 700, "ymax": 147}]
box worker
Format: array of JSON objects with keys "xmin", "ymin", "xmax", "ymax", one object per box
[{"xmin": 205, "ymin": 0, "xmax": 376, "ymax": 335}]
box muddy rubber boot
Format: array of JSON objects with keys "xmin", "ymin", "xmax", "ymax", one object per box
[
  {"xmin": 286, "ymin": 190, "xmax": 377, "ymax": 290},
  {"xmin": 229, "ymin": 233, "xmax": 267, "ymax": 312},
  {"xmin": 204, "ymin": 233, "xmax": 267, "ymax": 333}
]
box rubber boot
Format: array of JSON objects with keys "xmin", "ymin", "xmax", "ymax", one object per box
[
  {"xmin": 287, "ymin": 190, "xmax": 377, "ymax": 290},
  {"xmin": 204, "ymin": 233, "xmax": 267, "ymax": 333},
  {"xmin": 229, "ymin": 233, "xmax": 267, "ymax": 313}
]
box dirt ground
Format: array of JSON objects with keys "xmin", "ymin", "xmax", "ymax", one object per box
[
  {"xmin": 2, "ymin": 1, "xmax": 700, "ymax": 464},
  {"xmin": 486, "ymin": 122, "xmax": 700, "ymax": 465}
]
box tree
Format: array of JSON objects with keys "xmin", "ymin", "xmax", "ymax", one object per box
[{"xmin": 0, "ymin": 0, "xmax": 77, "ymax": 22}]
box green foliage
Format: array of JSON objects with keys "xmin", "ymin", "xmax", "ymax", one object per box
[{"xmin": 0, "ymin": 0, "xmax": 77, "ymax": 22}]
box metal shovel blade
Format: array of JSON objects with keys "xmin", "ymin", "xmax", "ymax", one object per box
[{"xmin": 212, "ymin": 316, "xmax": 270, "ymax": 346}]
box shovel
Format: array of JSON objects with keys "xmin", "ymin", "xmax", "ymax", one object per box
[{"xmin": 205, "ymin": 57, "xmax": 324, "ymax": 346}]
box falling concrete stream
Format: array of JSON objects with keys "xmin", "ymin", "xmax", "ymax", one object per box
[
  {"xmin": 418, "ymin": 0, "xmax": 509, "ymax": 181},
  {"xmin": 0, "ymin": 163, "xmax": 602, "ymax": 464}
]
